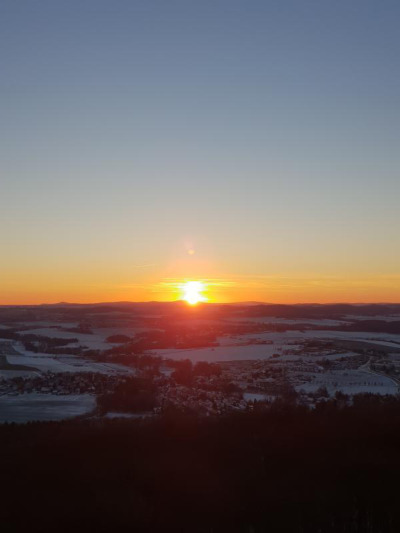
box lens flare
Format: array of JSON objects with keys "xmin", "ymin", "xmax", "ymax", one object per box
[{"xmin": 182, "ymin": 281, "xmax": 206, "ymax": 305}]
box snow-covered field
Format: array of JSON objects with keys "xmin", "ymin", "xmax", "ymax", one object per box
[
  {"xmin": 1, "ymin": 342, "xmax": 135, "ymax": 376},
  {"xmin": 228, "ymin": 317, "xmax": 350, "ymax": 326},
  {"xmin": 233, "ymin": 330, "xmax": 400, "ymax": 350},
  {"xmin": 7, "ymin": 354, "xmax": 134, "ymax": 375},
  {"xmin": 302, "ymin": 330, "xmax": 400, "ymax": 349},
  {"xmin": 243, "ymin": 392, "xmax": 275, "ymax": 402},
  {"xmin": 152, "ymin": 343, "xmax": 298, "ymax": 362},
  {"xmin": 296, "ymin": 370, "xmax": 398, "ymax": 396},
  {"xmin": 151, "ymin": 327, "xmax": 400, "ymax": 363},
  {"xmin": 344, "ymin": 315, "xmax": 400, "ymax": 322},
  {"xmin": 0, "ymin": 393, "xmax": 96, "ymax": 423},
  {"xmin": 20, "ymin": 327, "xmax": 112, "ymax": 350},
  {"xmin": 14, "ymin": 325, "xmax": 152, "ymax": 351},
  {"xmin": 0, "ymin": 369, "xmax": 34, "ymax": 379},
  {"xmin": 104, "ymin": 412, "xmax": 153, "ymax": 419},
  {"xmin": 2, "ymin": 316, "xmax": 400, "ymax": 403}
]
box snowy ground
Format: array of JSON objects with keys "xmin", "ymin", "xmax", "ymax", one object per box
[
  {"xmin": 2, "ymin": 317, "xmax": 400, "ymax": 402},
  {"xmin": 10, "ymin": 325, "xmax": 150, "ymax": 351},
  {"xmin": 151, "ymin": 327, "xmax": 400, "ymax": 363},
  {"xmin": 302, "ymin": 330, "xmax": 400, "ymax": 349},
  {"xmin": 295, "ymin": 369, "xmax": 398, "ymax": 396},
  {"xmin": 228, "ymin": 317, "xmax": 350, "ymax": 326},
  {"xmin": 234, "ymin": 330, "xmax": 400, "ymax": 350},
  {"xmin": 20, "ymin": 327, "xmax": 112, "ymax": 350},
  {"xmin": 0, "ymin": 341, "xmax": 135, "ymax": 376},
  {"xmin": 152, "ymin": 343, "xmax": 299, "ymax": 362},
  {"xmin": 104, "ymin": 412, "xmax": 153, "ymax": 419},
  {"xmin": 0, "ymin": 393, "xmax": 96, "ymax": 423},
  {"xmin": 344, "ymin": 315, "xmax": 400, "ymax": 322},
  {"xmin": 243, "ymin": 392, "xmax": 275, "ymax": 402}
]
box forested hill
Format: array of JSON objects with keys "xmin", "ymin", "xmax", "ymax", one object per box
[{"xmin": 1, "ymin": 397, "xmax": 400, "ymax": 532}]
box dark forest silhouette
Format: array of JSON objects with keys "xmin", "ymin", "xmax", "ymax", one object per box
[{"xmin": 1, "ymin": 395, "xmax": 400, "ymax": 532}]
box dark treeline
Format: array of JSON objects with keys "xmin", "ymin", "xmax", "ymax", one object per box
[
  {"xmin": 107, "ymin": 327, "xmax": 220, "ymax": 352},
  {"xmin": 0, "ymin": 328, "xmax": 78, "ymax": 352},
  {"xmin": 97, "ymin": 377, "xmax": 158, "ymax": 413},
  {"xmin": 169, "ymin": 359, "xmax": 222, "ymax": 385},
  {"xmin": 239, "ymin": 303, "xmax": 400, "ymax": 319},
  {"xmin": 2, "ymin": 396, "xmax": 400, "ymax": 532},
  {"xmin": 336, "ymin": 320, "xmax": 400, "ymax": 335},
  {"xmin": 2, "ymin": 302, "xmax": 400, "ymax": 329}
]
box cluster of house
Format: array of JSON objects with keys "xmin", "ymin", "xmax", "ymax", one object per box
[
  {"xmin": 0, "ymin": 338, "xmax": 383, "ymax": 414},
  {"xmin": 156, "ymin": 382, "xmax": 247, "ymax": 415},
  {"xmin": 0, "ymin": 372, "xmax": 122, "ymax": 396}
]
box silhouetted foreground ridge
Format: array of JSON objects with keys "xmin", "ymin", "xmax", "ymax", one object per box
[{"xmin": 1, "ymin": 396, "xmax": 400, "ymax": 532}]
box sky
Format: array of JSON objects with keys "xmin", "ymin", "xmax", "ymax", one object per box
[{"xmin": 1, "ymin": 0, "xmax": 400, "ymax": 304}]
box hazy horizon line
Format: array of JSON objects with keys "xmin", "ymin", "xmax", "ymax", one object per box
[{"xmin": 1, "ymin": 300, "xmax": 400, "ymax": 308}]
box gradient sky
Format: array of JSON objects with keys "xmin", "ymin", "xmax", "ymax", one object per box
[{"xmin": 1, "ymin": 0, "xmax": 400, "ymax": 304}]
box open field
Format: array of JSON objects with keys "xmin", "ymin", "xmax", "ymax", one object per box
[
  {"xmin": 0, "ymin": 355, "xmax": 38, "ymax": 372},
  {"xmin": 0, "ymin": 393, "xmax": 96, "ymax": 423},
  {"xmin": 1, "ymin": 303, "xmax": 400, "ymax": 422}
]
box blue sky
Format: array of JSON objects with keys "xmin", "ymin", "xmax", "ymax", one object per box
[{"xmin": 1, "ymin": 0, "xmax": 400, "ymax": 303}]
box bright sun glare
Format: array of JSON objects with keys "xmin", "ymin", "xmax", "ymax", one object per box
[{"xmin": 182, "ymin": 281, "xmax": 206, "ymax": 305}]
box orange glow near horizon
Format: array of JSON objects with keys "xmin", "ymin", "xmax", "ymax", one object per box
[{"xmin": 1, "ymin": 271, "xmax": 400, "ymax": 305}]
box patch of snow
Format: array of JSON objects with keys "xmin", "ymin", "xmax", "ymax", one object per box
[
  {"xmin": 229, "ymin": 317, "xmax": 349, "ymax": 326},
  {"xmin": 0, "ymin": 393, "xmax": 96, "ymax": 423},
  {"xmin": 104, "ymin": 412, "xmax": 153, "ymax": 419},
  {"xmin": 296, "ymin": 369, "xmax": 398, "ymax": 396},
  {"xmin": 243, "ymin": 392, "xmax": 274, "ymax": 402},
  {"xmin": 152, "ymin": 344, "xmax": 286, "ymax": 362}
]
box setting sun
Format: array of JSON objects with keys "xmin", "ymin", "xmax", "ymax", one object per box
[{"xmin": 182, "ymin": 281, "xmax": 207, "ymax": 305}]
